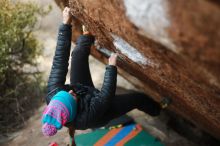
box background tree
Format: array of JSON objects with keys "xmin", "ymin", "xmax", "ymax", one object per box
[{"xmin": 0, "ymin": 0, "xmax": 50, "ymax": 134}]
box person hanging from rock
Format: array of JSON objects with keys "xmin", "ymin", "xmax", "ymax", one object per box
[{"xmin": 41, "ymin": 7, "xmax": 171, "ymax": 142}]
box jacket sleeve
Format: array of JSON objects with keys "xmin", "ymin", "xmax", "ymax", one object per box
[
  {"xmin": 100, "ymin": 65, "xmax": 117, "ymax": 98},
  {"xmin": 87, "ymin": 65, "xmax": 117, "ymax": 122},
  {"xmin": 47, "ymin": 24, "xmax": 72, "ymax": 102}
]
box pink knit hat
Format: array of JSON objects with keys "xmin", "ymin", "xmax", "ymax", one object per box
[{"xmin": 41, "ymin": 91, "xmax": 77, "ymax": 137}]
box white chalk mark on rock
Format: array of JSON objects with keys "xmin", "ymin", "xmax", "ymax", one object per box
[
  {"xmin": 111, "ymin": 34, "xmax": 158, "ymax": 68},
  {"xmin": 123, "ymin": 0, "xmax": 180, "ymax": 53}
]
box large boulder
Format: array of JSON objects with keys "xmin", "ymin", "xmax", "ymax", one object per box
[{"xmin": 56, "ymin": 0, "xmax": 220, "ymax": 139}]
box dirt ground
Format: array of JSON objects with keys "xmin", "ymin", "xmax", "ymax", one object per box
[{"xmin": 1, "ymin": 0, "xmax": 199, "ymax": 146}]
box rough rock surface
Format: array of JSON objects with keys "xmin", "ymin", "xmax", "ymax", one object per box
[{"xmin": 56, "ymin": 0, "xmax": 220, "ymax": 139}]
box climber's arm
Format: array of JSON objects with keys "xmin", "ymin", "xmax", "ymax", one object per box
[
  {"xmin": 86, "ymin": 54, "xmax": 118, "ymax": 121},
  {"xmin": 47, "ymin": 7, "xmax": 72, "ymax": 103}
]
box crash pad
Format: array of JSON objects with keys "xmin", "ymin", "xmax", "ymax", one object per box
[{"xmin": 75, "ymin": 124, "xmax": 164, "ymax": 146}]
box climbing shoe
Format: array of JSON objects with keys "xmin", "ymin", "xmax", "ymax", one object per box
[{"xmin": 160, "ymin": 97, "xmax": 172, "ymax": 109}]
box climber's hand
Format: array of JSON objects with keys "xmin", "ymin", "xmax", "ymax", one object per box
[
  {"xmin": 109, "ymin": 53, "xmax": 118, "ymax": 66},
  {"xmin": 82, "ymin": 25, "xmax": 91, "ymax": 35},
  {"xmin": 63, "ymin": 7, "xmax": 72, "ymax": 25}
]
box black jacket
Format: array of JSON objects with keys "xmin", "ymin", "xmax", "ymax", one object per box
[{"xmin": 46, "ymin": 24, "xmax": 117, "ymax": 129}]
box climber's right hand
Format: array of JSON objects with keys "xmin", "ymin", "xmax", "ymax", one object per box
[
  {"xmin": 108, "ymin": 53, "xmax": 118, "ymax": 66},
  {"xmin": 63, "ymin": 7, "xmax": 72, "ymax": 25}
]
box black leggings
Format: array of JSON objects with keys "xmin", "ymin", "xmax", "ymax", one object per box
[{"xmin": 70, "ymin": 35, "xmax": 161, "ymax": 126}]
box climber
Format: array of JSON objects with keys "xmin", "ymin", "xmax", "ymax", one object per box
[{"xmin": 41, "ymin": 7, "xmax": 170, "ymax": 141}]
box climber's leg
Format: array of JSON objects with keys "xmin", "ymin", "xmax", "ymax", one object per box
[
  {"xmin": 70, "ymin": 27, "xmax": 95, "ymax": 87},
  {"xmin": 107, "ymin": 92, "xmax": 162, "ymax": 117},
  {"xmin": 92, "ymin": 92, "xmax": 161, "ymax": 127}
]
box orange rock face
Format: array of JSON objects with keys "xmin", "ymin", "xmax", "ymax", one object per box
[{"xmin": 56, "ymin": 0, "xmax": 220, "ymax": 139}]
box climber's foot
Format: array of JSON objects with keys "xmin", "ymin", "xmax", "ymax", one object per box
[{"xmin": 160, "ymin": 97, "xmax": 172, "ymax": 109}]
